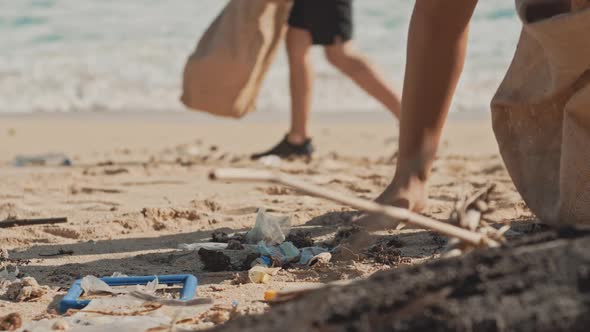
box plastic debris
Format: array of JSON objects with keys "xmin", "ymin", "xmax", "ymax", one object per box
[
  {"xmin": 257, "ymin": 241, "xmax": 299, "ymax": 265},
  {"xmin": 251, "ymin": 256, "xmax": 272, "ymax": 268},
  {"xmin": 80, "ymin": 275, "xmax": 160, "ymax": 296},
  {"xmin": 298, "ymin": 247, "xmax": 331, "ymax": 265},
  {"xmin": 110, "ymin": 272, "xmax": 128, "ymax": 278},
  {"xmin": 307, "ymin": 252, "xmax": 332, "ymax": 267},
  {"xmin": 245, "ymin": 208, "xmax": 291, "ymax": 245},
  {"xmin": 14, "ymin": 153, "xmax": 72, "ymax": 167},
  {"xmin": 264, "ymin": 289, "xmax": 277, "ymax": 301},
  {"xmin": 81, "ymin": 276, "xmax": 122, "ymax": 295},
  {"xmin": 248, "ymin": 265, "xmax": 280, "ymax": 284},
  {"xmin": 0, "ymin": 267, "xmax": 19, "ymax": 282},
  {"xmin": 143, "ymin": 277, "xmax": 158, "ymax": 293}
]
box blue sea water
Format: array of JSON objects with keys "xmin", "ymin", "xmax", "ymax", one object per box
[{"xmin": 0, "ymin": 0, "xmax": 521, "ymax": 113}]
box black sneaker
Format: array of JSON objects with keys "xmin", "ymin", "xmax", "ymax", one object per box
[{"xmin": 251, "ymin": 135, "xmax": 315, "ymax": 160}]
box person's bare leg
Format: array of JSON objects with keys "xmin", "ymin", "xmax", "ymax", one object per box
[
  {"xmin": 376, "ymin": 0, "xmax": 478, "ymax": 211},
  {"xmin": 287, "ymin": 27, "xmax": 314, "ymax": 145},
  {"xmin": 324, "ymin": 40, "xmax": 401, "ymax": 119}
]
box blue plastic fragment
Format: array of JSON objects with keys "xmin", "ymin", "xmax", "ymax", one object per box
[{"xmin": 59, "ymin": 274, "xmax": 198, "ymax": 314}]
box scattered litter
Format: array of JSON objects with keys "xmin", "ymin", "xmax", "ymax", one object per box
[
  {"xmin": 0, "ymin": 266, "xmax": 19, "ymax": 281},
  {"xmin": 14, "ymin": 153, "xmax": 72, "ymax": 167},
  {"xmin": 144, "ymin": 278, "xmax": 159, "ymax": 293},
  {"xmin": 111, "ymin": 272, "xmax": 128, "ymax": 278},
  {"xmin": 258, "ymin": 155, "xmax": 282, "ymax": 168},
  {"xmin": 61, "ymin": 275, "xmax": 198, "ymax": 314},
  {"xmin": 245, "ymin": 208, "xmax": 291, "ymax": 245},
  {"xmin": 257, "ymin": 241, "xmax": 299, "ymax": 265},
  {"xmin": 250, "ymin": 256, "xmax": 272, "ymax": 268},
  {"xmin": 81, "ymin": 276, "xmax": 124, "ymax": 296},
  {"xmin": 80, "ymin": 275, "xmax": 159, "ymax": 297},
  {"xmin": 307, "ymin": 252, "xmax": 332, "ymax": 267},
  {"xmin": 0, "ymin": 312, "xmax": 21, "ymax": 331},
  {"xmin": 248, "ymin": 265, "xmax": 280, "ymax": 284},
  {"xmin": 298, "ymin": 247, "xmax": 329, "ymax": 265},
  {"xmin": 198, "ymin": 248, "xmax": 231, "ymax": 272}
]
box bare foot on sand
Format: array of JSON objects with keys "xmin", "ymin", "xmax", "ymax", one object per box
[
  {"xmin": 375, "ymin": 175, "xmax": 428, "ymax": 213},
  {"xmin": 355, "ymin": 175, "xmax": 428, "ymax": 231}
]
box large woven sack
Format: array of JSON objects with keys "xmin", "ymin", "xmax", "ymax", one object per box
[
  {"xmin": 181, "ymin": 0, "xmax": 291, "ymax": 118},
  {"xmin": 491, "ymin": 0, "xmax": 590, "ymax": 225}
]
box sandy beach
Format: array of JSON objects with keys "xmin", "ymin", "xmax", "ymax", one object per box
[{"xmin": 0, "ymin": 111, "xmax": 533, "ymax": 329}]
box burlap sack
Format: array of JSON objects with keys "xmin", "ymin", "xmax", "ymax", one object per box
[
  {"xmin": 181, "ymin": 0, "xmax": 291, "ymax": 118},
  {"xmin": 492, "ymin": 0, "xmax": 590, "ymax": 225}
]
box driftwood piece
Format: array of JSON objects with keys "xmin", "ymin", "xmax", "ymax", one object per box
[
  {"xmin": 0, "ymin": 217, "xmax": 67, "ymax": 228},
  {"xmin": 212, "ymin": 230, "xmax": 590, "ymax": 332},
  {"xmin": 209, "ymin": 168, "xmax": 499, "ymax": 248}
]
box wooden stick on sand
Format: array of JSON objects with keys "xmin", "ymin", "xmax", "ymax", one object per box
[
  {"xmin": 210, "ymin": 168, "xmax": 499, "ymax": 248},
  {"xmin": 0, "ymin": 217, "xmax": 68, "ymax": 228}
]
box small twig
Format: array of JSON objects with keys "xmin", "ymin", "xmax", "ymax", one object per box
[
  {"xmin": 67, "ymin": 303, "xmax": 163, "ymax": 316},
  {"xmin": 38, "ymin": 249, "xmax": 74, "ymax": 257},
  {"xmin": 443, "ymin": 184, "xmax": 506, "ymax": 256},
  {"xmin": 0, "ymin": 217, "xmax": 67, "ymax": 228}
]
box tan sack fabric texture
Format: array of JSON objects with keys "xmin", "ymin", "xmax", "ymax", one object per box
[
  {"xmin": 181, "ymin": 0, "xmax": 291, "ymax": 118},
  {"xmin": 492, "ymin": 0, "xmax": 590, "ymax": 225}
]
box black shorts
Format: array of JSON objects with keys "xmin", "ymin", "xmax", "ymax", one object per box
[{"xmin": 288, "ymin": 0, "xmax": 353, "ymax": 45}]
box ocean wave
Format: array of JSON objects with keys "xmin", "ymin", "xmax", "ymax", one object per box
[{"xmin": 0, "ymin": 0, "xmax": 519, "ymax": 113}]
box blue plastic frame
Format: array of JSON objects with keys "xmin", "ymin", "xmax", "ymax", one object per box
[{"xmin": 59, "ymin": 274, "xmax": 198, "ymax": 313}]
